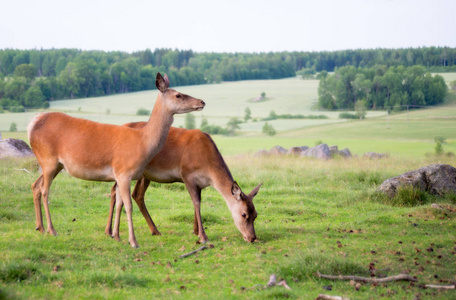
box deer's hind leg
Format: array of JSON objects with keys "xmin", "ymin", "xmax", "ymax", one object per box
[
  {"xmin": 31, "ymin": 174, "xmax": 44, "ymax": 232},
  {"xmin": 39, "ymin": 163, "xmax": 63, "ymax": 236}
]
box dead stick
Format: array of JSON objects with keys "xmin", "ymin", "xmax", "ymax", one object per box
[
  {"xmin": 179, "ymin": 245, "xmax": 207, "ymax": 258},
  {"xmin": 425, "ymin": 284, "xmax": 455, "ymax": 289},
  {"xmin": 278, "ymin": 279, "xmax": 291, "ymax": 290},
  {"xmin": 317, "ymin": 271, "xmax": 417, "ymax": 283},
  {"xmin": 316, "ymin": 294, "xmax": 349, "ymax": 300},
  {"xmin": 14, "ymin": 168, "xmax": 31, "ymax": 174}
]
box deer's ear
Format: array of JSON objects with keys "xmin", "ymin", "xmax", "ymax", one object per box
[
  {"xmin": 231, "ymin": 181, "xmax": 242, "ymax": 201},
  {"xmin": 248, "ymin": 182, "xmax": 263, "ymax": 199},
  {"xmin": 156, "ymin": 73, "xmax": 169, "ymax": 92}
]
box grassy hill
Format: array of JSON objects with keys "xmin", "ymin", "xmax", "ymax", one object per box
[
  {"xmin": 1, "ymin": 75, "xmax": 455, "ymax": 159},
  {"xmin": 0, "ymin": 77, "xmax": 385, "ymax": 132}
]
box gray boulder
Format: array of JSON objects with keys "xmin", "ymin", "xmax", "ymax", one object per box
[
  {"xmin": 0, "ymin": 138, "xmax": 34, "ymax": 159},
  {"xmin": 301, "ymin": 143, "xmax": 331, "ymax": 160},
  {"xmin": 287, "ymin": 146, "xmax": 308, "ymax": 156},
  {"xmin": 339, "ymin": 148, "xmax": 352, "ymax": 157},
  {"xmin": 255, "ymin": 149, "xmax": 269, "ymax": 157},
  {"xmin": 269, "ymin": 145, "xmax": 287, "ymax": 156},
  {"xmin": 330, "ymin": 145, "xmax": 352, "ymax": 158},
  {"xmin": 378, "ymin": 164, "xmax": 456, "ymax": 198}
]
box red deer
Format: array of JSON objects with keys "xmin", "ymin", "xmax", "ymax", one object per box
[
  {"xmin": 28, "ymin": 73, "xmax": 205, "ymax": 247},
  {"xmin": 106, "ymin": 126, "xmax": 261, "ymax": 243}
]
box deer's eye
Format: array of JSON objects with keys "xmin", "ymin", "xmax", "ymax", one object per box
[
  {"xmin": 242, "ymin": 213, "xmax": 247, "ymax": 219},
  {"xmin": 176, "ymin": 94, "xmax": 181, "ymax": 98}
]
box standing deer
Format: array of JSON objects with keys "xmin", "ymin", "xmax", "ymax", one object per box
[
  {"xmin": 28, "ymin": 73, "xmax": 205, "ymax": 247},
  {"xmin": 106, "ymin": 126, "xmax": 261, "ymax": 243}
]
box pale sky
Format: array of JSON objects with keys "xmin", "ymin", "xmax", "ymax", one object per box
[{"xmin": 1, "ymin": 0, "xmax": 454, "ymax": 53}]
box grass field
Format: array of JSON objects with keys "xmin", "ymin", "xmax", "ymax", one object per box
[
  {"xmin": 1, "ymin": 154, "xmax": 455, "ymax": 299},
  {"xmin": 1, "ymin": 76, "xmax": 456, "ymax": 299}
]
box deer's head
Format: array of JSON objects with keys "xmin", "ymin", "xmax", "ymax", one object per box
[
  {"xmin": 230, "ymin": 181, "xmax": 262, "ymax": 243},
  {"xmin": 156, "ymin": 73, "xmax": 205, "ymax": 114}
]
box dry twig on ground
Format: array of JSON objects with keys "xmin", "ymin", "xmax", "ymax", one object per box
[
  {"xmin": 178, "ymin": 245, "xmax": 207, "ymax": 258},
  {"xmin": 316, "ymin": 271, "xmax": 417, "ymax": 283}
]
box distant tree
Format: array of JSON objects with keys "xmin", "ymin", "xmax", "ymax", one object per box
[
  {"xmin": 355, "ymin": 100, "xmax": 367, "ymax": 120},
  {"xmin": 185, "ymin": 113, "xmax": 196, "ymax": 129},
  {"xmin": 200, "ymin": 117, "xmax": 208, "ymax": 128},
  {"xmin": 261, "ymin": 92, "xmax": 266, "ymax": 98},
  {"xmin": 226, "ymin": 117, "xmax": 241, "ymax": 136},
  {"xmin": 58, "ymin": 62, "xmax": 83, "ymax": 99},
  {"xmin": 435, "ymin": 141, "xmax": 444, "ymax": 156},
  {"xmin": 244, "ymin": 107, "xmax": 251, "ymax": 122},
  {"xmin": 9, "ymin": 122, "xmax": 17, "ymax": 132},
  {"xmin": 262, "ymin": 122, "xmax": 276, "ymax": 136},
  {"xmin": 4, "ymin": 77, "xmax": 29, "ymax": 101},
  {"xmin": 23, "ymin": 86, "xmax": 45, "ymax": 108},
  {"xmin": 14, "ymin": 64, "xmax": 37, "ymax": 80},
  {"xmin": 268, "ymin": 110, "xmax": 278, "ymax": 120}
]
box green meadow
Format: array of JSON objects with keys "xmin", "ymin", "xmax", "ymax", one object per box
[{"xmin": 1, "ymin": 76, "xmax": 456, "ymax": 299}]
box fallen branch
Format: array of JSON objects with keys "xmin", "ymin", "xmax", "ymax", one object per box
[
  {"xmin": 178, "ymin": 245, "xmax": 207, "ymax": 258},
  {"xmin": 317, "ymin": 271, "xmax": 417, "ymax": 283},
  {"xmin": 14, "ymin": 168, "xmax": 31, "ymax": 174},
  {"xmin": 278, "ymin": 279, "xmax": 292, "ymax": 290},
  {"xmin": 425, "ymin": 284, "xmax": 455, "ymax": 289},
  {"xmin": 316, "ymin": 294, "xmax": 349, "ymax": 300}
]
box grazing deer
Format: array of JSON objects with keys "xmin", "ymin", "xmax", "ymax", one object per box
[
  {"xmin": 28, "ymin": 73, "xmax": 205, "ymax": 247},
  {"xmin": 106, "ymin": 126, "xmax": 261, "ymax": 243}
]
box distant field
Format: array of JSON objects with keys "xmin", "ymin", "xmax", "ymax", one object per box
[
  {"xmin": 1, "ymin": 76, "xmax": 455, "ymax": 159},
  {"xmin": 0, "ymin": 77, "xmax": 385, "ymax": 132}
]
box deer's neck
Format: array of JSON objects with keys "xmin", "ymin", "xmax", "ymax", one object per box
[
  {"xmin": 141, "ymin": 96, "xmax": 174, "ymax": 161},
  {"xmin": 212, "ymin": 169, "xmax": 237, "ymax": 210}
]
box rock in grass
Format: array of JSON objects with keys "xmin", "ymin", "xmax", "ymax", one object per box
[
  {"xmin": 287, "ymin": 146, "xmax": 308, "ymax": 156},
  {"xmin": 0, "ymin": 138, "xmax": 34, "ymax": 159},
  {"xmin": 301, "ymin": 143, "xmax": 331, "ymax": 160},
  {"xmin": 377, "ymin": 164, "xmax": 456, "ymax": 198},
  {"xmin": 269, "ymin": 145, "xmax": 288, "ymax": 156}
]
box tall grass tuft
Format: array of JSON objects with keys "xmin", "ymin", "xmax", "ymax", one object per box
[
  {"xmin": 0, "ymin": 262, "xmax": 37, "ymax": 283},
  {"xmin": 372, "ymin": 186, "xmax": 430, "ymax": 207}
]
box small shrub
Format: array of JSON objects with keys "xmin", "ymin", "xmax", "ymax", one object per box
[
  {"xmin": 9, "ymin": 106, "xmax": 25, "ymax": 113},
  {"xmin": 0, "ymin": 262, "xmax": 37, "ymax": 282},
  {"xmin": 262, "ymin": 122, "xmax": 276, "ymax": 136},
  {"xmin": 9, "ymin": 122, "xmax": 17, "ymax": 132},
  {"xmin": 339, "ymin": 112, "xmax": 357, "ymax": 119},
  {"xmin": 435, "ymin": 141, "xmax": 444, "ymax": 156},
  {"xmin": 136, "ymin": 108, "xmax": 150, "ymax": 116}
]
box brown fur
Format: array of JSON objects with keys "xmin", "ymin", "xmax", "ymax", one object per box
[
  {"xmin": 28, "ymin": 73, "xmax": 205, "ymax": 247},
  {"xmin": 107, "ymin": 126, "xmax": 261, "ymax": 243}
]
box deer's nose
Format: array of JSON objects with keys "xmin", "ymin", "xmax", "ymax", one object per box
[{"xmin": 200, "ymin": 100, "xmax": 206, "ymax": 107}]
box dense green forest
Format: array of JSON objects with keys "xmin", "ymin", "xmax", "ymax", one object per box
[
  {"xmin": 0, "ymin": 47, "xmax": 455, "ymax": 111},
  {"xmin": 317, "ymin": 65, "xmax": 448, "ymax": 110}
]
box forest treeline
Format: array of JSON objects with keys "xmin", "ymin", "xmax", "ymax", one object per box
[
  {"xmin": 0, "ymin": 47, "xmax": 455, "ymax": 111},
  {"xmin": 317, "ymin": 65, "xmax": 448, "ymax": 110}
]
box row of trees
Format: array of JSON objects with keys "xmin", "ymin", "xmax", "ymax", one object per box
[
  {"xmin": 317, "ymin": 65, "xmax": 448, "ymax": 110},
  {"xmin": 0, "ymin": 47, "xmax": 454, "ymax": 111}
]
